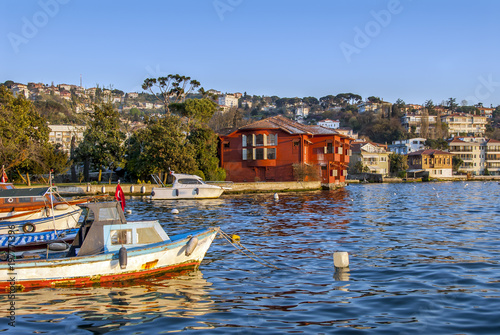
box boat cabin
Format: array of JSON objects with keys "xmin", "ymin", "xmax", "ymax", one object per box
[
  {"xmin": 0, "ymin": 187, "xmax": 60, "ymax": 212},
  {"xmin": 67, "ymin": 202, "xmax": 169, "ymax": 257}
]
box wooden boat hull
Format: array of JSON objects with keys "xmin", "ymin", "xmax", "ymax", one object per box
[{"xmin": 0, "ymin": 227, "xmax": 218, "ymax": 290}]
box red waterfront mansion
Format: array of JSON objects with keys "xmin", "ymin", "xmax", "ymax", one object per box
[{"xmin": 218, "ymin": 115, "xmax": 352, "ymax": 184}]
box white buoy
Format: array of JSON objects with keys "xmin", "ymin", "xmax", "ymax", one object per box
[
  {"xmin": 274, "ymin": 193, "xmax": 279, "ymax": 200},
  {"xmin": 333, "ymin": 252, "xmax": 349, "ymax": 268},
  {"xmin": 171, "ymin": 208, "xmax": 179, "ymax": 214},
  {"xmin": 126, "ymin": 209, "xmax": 132, "ymax": 214}
]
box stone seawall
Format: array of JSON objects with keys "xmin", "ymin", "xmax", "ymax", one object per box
[{"xmin": 54, "ymin": 181, "xmax": 326, "ymax": 196}]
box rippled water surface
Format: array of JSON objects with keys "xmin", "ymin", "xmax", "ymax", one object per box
[{"xmin": 2, "ymin": 181, "xmax": 500, "ymax": 334}]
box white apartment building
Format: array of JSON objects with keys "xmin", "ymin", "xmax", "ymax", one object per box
[
  {"xmin": 318, "ymin": 119, "xmax": 340, "ymax": 129},
  {"xmin": 48, "ymin": 125, "xmax": 86, "ymax": 154},
  {"xmin": 388, "ymin": 138, "xmax": 426, "ymax": 155},
  {"xmin": 448, "ymin": 137, "xmax": 500, "ymax": 175},
  {"xmin": 441, "ymin": 114, "xmax": 487, "ymax": 137},
  {"xmin": 218, "ymin": 93, "xmax": 239, "ymax": 111},
  {"xmin": 401, "ymin": 114, "xmax": 437, "ymax": 135}
]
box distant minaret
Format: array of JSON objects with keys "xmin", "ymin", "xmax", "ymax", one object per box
[{"xmin": 80, "ymin": 74, "xmax": 82, "ymax": 88}]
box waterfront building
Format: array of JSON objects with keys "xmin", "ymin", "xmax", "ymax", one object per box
[
  {"xmin": 407, "ymin": 149, "xmax": 453, "ymax": 178},
  {"xmin": 448, "ymin": 137, "xmax": 500, "ymax": 175},
  {"xmin": 388, "ymin": 138, "xmax": 426, "ymax": 155},
  {"xmin": 349, "ymin": 141, "xmax": 390, "ymax": 176},
  {"xmin": 218, "ymin": 115, "xmax": 352, "ymax": 185}
]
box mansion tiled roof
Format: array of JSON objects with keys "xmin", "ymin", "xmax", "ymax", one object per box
[
  {"xmin": 237, "ymin": 115, "xmax": 343, "ymax": 136},
  {"xmin": 408, "ymin": 149, "xmax": 452, "ymax": 156}
]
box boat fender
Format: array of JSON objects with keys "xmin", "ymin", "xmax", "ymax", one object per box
[
  {"xmin": 48, "ymin": 242, "xmax": 68, "ymax": 251},
  {"xmin": 174, "ymin": 189, "xmax": 179, "ymax": 197},
  {"xmin": 7, "ymin": 198, "xmax": 13, "ymax": 203},
  {"xmin": 119, "ymin": 246, "xmax": 127, "ymax": 269},
  {"xmin": 22, "ymin": 223, "xmax": 36, "ymax": 233},
  {"xmin": 55, "ymin": 204, "xmax": 69, "ymax": 211},
  {"xmin": 195, "ymin": 188, "xmax": 199, "ymax": 195},
  {"xmin": 45, "ymin": 207, "xmax": 51, "ymax": 217},
  {"xmin": 185, "ymin": 236, "xmax": 198, "ymax": 256},
  {"xmin": 151, "ymin": 191, "xmax": 155, "ymax": 197}
]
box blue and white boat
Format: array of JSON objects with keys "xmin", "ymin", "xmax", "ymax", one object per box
[{"xmin": 0, "ymin": 202, "xmax": 218, "ymax": 290}]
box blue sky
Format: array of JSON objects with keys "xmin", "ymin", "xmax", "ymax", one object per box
[{"xmin": 1, "ymin": 0, "xmax": 499, "ymax": 107}]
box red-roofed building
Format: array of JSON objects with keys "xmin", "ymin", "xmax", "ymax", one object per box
[
  {"xmin": 408, "ymin": 149, "xmax": 453, "ymax": 177},
  {"xmin": 218, "ymin": 115, "xmax": 352, "ymax": 185}
]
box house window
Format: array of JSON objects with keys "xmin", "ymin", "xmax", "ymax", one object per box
[
  {"xmin": 267, "ymin": 148, "xmax": 276, "ymax": 159},
  {"xmin": 223, "ymin": 142, "xmax": 230, "ymax": 148},
  {"xmin": 242, "ymin": 148, "xmax": 247, "ymax": 160},
  {"xmin": 242, "ymin": 135, "xmax": 247, "ymax": 147},
  {"xmin": 326, "ymin": 142, "xmax": 333, "ymax": 154},
  {"xmin": 268, "ymin": 134, "xmax": 278, "ymax": 146},
  {"xmin": 255, "ymin": 148, "xmax": 265, "ymax": 160},
  {"xmin": 255, "ymin": 134, "xmax": 265, "ymax": 146}
]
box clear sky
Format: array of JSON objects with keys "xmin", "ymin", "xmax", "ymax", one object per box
[{"xmin": 1, "ymin": 0, "xmax": 499, "ymax": 107}]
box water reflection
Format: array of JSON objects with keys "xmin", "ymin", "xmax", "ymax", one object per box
[{"xmin": 10, "ymin": 270, "xmax": 217, "ymax": 332}]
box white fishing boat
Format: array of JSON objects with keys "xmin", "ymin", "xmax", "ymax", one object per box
[
  {"xmin": 0, "ymin": 202, "xmax": 218, "ymax": 290},
  {"xmin": 150, "ymin": 172, "xmax": 231, "ymax": 200},
  {"xmin": 0, "ymin": 186, "xmax": 87, "ymax": 234}
]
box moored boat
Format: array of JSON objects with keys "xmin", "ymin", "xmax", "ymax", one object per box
[
  {"xmin": 0, "ymin": 201, "xmax": 218, "ymax": 290},
  {"xmin": 0, "ymin": 186, "xmax": 90, "ymax": 234},
  {"xmin": 150, "ymin": 172, "xmax": 231, "ymax": 200}
]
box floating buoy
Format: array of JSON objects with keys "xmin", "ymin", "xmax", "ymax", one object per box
[
  {"xmin": 48, "ymin": 242, "xmax": 68, "ymax": 251},
  {"xmin": 232, "ymin": 234, "xmax": 240, "ymax": 242},
  {"xmin": 185, "ymin": 236, "xmax": 198, "ymax": 256},
  {"xmin": 273, "ymin": 193, "xmax": 279, "ymax": 200},
  {"xmin": 333, "ymin": 251, "xmax": 349, "ymax": 268},
  {"xmin": 126, "ymin": 209, "xmax": 132, "ymax": 214},
  {"xmin": 119, "ymin": 246, "xmax": 127, "ymax": 269},
  {"xmin": 171, "ymin": 208, "xmax": 179, "ymax": 214}
]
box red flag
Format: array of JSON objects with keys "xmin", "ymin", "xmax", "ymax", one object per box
[
  {"xmin": 115, "ymin": 184, "xmax": 126, "ymax": 211},
  {"xmin": 1, "ymin": 167, "xmax": 7, "ymax": 183}
]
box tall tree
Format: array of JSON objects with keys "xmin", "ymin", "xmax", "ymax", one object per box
[
  {"xmin": 187, "ymin": 126, "xmax": 226, "ymax": 181},
  {"xmin": 0, "ymin": 86, "xmax": 53, "ymax": 182},
  {"xmin": 75, "ymin": 103, "xmax": 125, "ymax": 182},
  {"xmin": 126, "ymin": 115, "xmax": 197, "ymax": 182},
  {"xmin": 142, "ymin": 74, "xmax": 201, "ymax": 114}
]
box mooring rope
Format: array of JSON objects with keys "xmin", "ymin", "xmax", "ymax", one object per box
[{"xmin": 217, "ymin": 228, "xmax": 279, "ymax": 270}]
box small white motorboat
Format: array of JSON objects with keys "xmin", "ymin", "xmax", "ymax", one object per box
[{"xmin": 150, "ymin": 172, "xmax": 231, "ymax": 200}]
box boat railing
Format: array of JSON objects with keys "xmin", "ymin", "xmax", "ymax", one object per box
[{"xmin": 151, "ymin": 174, "xmax": 166, "ymax": 187}]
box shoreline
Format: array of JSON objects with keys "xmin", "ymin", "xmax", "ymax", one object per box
[{"xmin": 10, "ymin": 176, "xmax": 499, "ymax": 197}]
